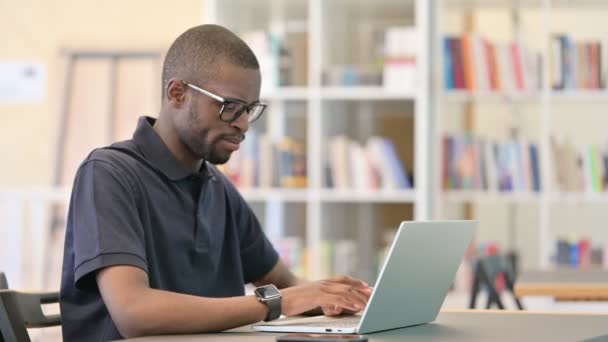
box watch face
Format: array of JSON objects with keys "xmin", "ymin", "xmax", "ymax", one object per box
[{"xmin": 255, "ymin": 285, "xmax": 281, "ymax": 299}]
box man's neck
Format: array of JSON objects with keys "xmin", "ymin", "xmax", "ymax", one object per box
[{"xmin": 152, "ymin": 114, "xmax": 203, "ymax": 173}]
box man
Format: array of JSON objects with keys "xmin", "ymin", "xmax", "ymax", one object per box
[{"xmin": 60, "ymin": 24, "xmax": 371, "ymax": 341}]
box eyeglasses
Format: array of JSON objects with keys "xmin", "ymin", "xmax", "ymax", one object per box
[{"xmin": 181, "ymin": 81, "xmax": 266, "ymax": 124}]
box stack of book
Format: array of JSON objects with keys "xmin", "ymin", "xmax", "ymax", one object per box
[
  {"xmin": 319, "ymin": 240, "xmax": 358, "ymax": 279},
  {"xmin": 383, "ymin": 26, "xmax": 418, "ymax": 92},
  {"xmin": 320, "ymin": 26, "xmax": 418, "ymax": 89},
  {"xmin": 241, "ymin": 30, "xmax": 309, "ymax": 89},
  {"xmin": 326, "ymin": 136, "xmax": 411, "ymax": 190},
  {"xmin": 442, "ymin": 134, "xmax": 541, "ymax": 192},
  {"xmin": 273, "ymin": 237, "xmax": 308, "ymax": 278},
  {"xmin": 551, "ymin": 137, "xmax": 608, "ymax": 194},
  {"xmin": 274, "ymin": 237, "xmax": 359, "ymax": 280},
  {"xmin": 442, "ymin": 34, "xmax": 541, "ymax": 93},
  {"xmin": 554, "ymin": 237, "xmax": 608, "ymax": 269},
  {"xmin": 220, "ymin": 131, "xmax": 307, "ymax": 189},
  {"xmin": 551, "ymin": 34, "xmax": 604, "ymax": 90}
]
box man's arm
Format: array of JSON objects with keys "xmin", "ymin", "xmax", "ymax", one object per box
[
  {"xmin": 252, "ymin": 260, "xmax": 304, "ymax": 288},
  {"xmin": 97, "ymin": 266, "xmax": 268, "ymax": 338},
  {"xmin": 98, "ymin": 264, "xmax": 371, "ymax": 338}
]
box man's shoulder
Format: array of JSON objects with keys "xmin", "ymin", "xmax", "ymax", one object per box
[
  {"xmin": 85, "ymin": 140, "xmax": 142, "ymax": 166},
  {"xmin": 78, "ymin": 140, "xmax": 148, "ymax": 180}
]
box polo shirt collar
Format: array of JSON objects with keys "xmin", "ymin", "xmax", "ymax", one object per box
[{"xmin": 132, "ymin": 116, "xmax": 213, "ymax": 181}]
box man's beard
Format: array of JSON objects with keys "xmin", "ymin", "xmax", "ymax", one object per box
[{"xmin": 180, "ymin": 106, "xmax": 232, "ymax": 165}]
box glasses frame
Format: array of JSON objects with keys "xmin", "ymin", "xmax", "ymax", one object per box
[{"xmin": 180, "ymin": 80, "xmax": 266, "ymax": 123}]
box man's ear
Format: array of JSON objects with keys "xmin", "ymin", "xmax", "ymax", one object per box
[{"xmin": 166, "ymin": 79, "xmax": 187, "ymax": 107}]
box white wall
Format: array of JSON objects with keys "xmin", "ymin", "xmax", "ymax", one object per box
[{"xmin": 0, "ymin": 0, "xmax": 204, "ymax": 187}]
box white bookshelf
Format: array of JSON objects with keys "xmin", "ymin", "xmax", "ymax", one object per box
[
  {"xmin": 432, "ymin": 0, "xmax": 608, "ymax": 270},
  {"xmin": 550, "ymin": 91, "xmax": 608, "ymax": 102},
  {"xmin": 443, "ymin": 90, "xmax": 608, "ymax": 103},
  {"xmin": 549, "ymin": 192, "xmax": 608, "ymax": 204},
  {"xmin": 318, "ymin": 189, "xmax": 417, "ymax": 203},
  {"xmin": 238, "ymin": 188, "xmax": 310, "ymax": 202},
  {"xmin": 442, "ymin": 190, "xmax": 541, "ymax": 203},
  {"xmin": 319, "ymin": 87, "xmax": 417, "ymax": 100},
  {"xmin": 261, "ymin": 87, "xmax": 309, "ymax": 100},
  {"xmin": 205, "ymin": 0, "xmax": 431, "ymax": 282},
  {"xmin": 443, "ymin": 90, "xmax": 542, "ymax": 103}
]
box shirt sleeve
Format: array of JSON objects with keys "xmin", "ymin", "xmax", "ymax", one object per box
[
  {"xmin": 222, "ymin": 176, "xmax": 279, "ymax": 284},
  {"xmin": 69, "ymin": 159, "xmax": 148, "ymax": 289}
]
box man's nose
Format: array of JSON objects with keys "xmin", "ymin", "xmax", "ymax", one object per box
[{"xmin": 230, "ymin": 111, "xmax": 249, "ymax": 134}]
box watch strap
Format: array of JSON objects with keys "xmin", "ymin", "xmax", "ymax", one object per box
[{"xmin": 264, "ymin": 294, "xmax": 282, "ymax": 321}]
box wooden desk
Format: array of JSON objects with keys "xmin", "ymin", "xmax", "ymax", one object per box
[
  {"xmin": 515, "ymin": 269, "xmax": 608, "ymax": 301},
  {"xmin": 119, "ymin": 310, "xmax": 608, "ymax": 342}
]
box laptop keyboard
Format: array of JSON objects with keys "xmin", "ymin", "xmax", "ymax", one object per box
[
  {"xmin": 315, "ymin": 317, "xmax": 361, "ymax": 327},
  {"xmin": 284, "ymin": 316, "xmax": 361, "ymax": 328}
]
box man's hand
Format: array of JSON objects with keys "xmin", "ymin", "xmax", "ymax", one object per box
[{"xmin": 280, "ymin": 276, "xmax": 372, "ymax": 317}]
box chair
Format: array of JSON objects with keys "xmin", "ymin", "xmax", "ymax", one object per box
[
  {"xmin": 468, "ymin": 253, "xmax": 524, "ymax": 310},
  {"xmin": 0, "ymin": 272, "xmax": 61, "ymax": 342},
  {"xmin": 0, "ymin": 273, "xmax": 7, "ymax": 290}
]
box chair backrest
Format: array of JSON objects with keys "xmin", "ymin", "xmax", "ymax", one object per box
[
  {"xmin": 0, "ymin": 290, "xmax": 61, "ymax": 342},
  {"xmin": 0, "ymin": 273, "xmax": 8, "ymax": 290},
  {"xmin": 468, "ymin": 253, "xmax": 524, "ymax": 310}
]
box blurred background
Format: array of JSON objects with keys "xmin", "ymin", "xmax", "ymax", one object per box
[{"xmin": 2, "ymin": 0, "xmax": 608, "ymax": 338}]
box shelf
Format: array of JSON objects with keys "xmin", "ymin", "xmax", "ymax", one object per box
[
  {"xmin": 549, "ymin": 192, "xmax": 608, "ymax": 204},
  {"xmin": 442, "ymin": 0, "xmax": 608, "ymax": 9},
  {"xmin": 548, "ymin": 0, "xmax": 608, "ymax": 8},
  {"xmin": 238, "ymin": 188, "xmax": 309, "ymax": 202},
  {"xmin": 206, "ymin": 0, "xmax": 429, "ymax": 281},
  {"xmin": 442, "ymin": 90, "xmax": 608, "ymax": 103},
  {"xmin": 319, "ymin": 189, "xmax": 417, "ymax": 203},
  {"xmin": 261, "ymin": 87, "xmax": 309, "ymax": 100},
  {"xmin": 320, "ymin": 87, "xmax": 416, "ymax": 100},
  {"xmin": 239, "ymin": 188, "xmax": 418, "ymax": 203},
  {"xmin": 441, "ymin": 190, "xmax": 608, "ymax": 203},
  {"xmin": 329, "ymin": 0, "xmax": 415, "ymax": 9},
  {"xmin": 442, "ymin": 190, "xmax": 541, "ymax": 203},
  {"xmin": 0, "ymin": 187, "xmax": 71, "ymax": 202},
  {"xmin": 442, "ymin": 90, "xmax": 540, "ymax": 103},
  {"xmin": 434, "ymin": 0, "xmax": 608, "ymax": 272},
  {"xmin": 550, "ymin": 90, "xmax": 608, "ymax": 102},
  {"xmin": 260, "ymin": 87, "xmax": 421, "ymax": 101}
]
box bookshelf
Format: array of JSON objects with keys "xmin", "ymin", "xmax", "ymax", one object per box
[
  {"xmin": 433, "ymin": 0, "xmax": 608, "ymax": 271},
  {"xmin": 204, "ymin": 0, "xmax": 431, "ymax": 283}
]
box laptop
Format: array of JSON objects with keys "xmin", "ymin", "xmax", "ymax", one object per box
[{"xmin": 253, "ymin": 220, "xmax": 477, "ymax": 334}]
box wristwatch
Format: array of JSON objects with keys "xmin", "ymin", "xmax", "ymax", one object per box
[{"xmin": 254, "ymin": 284, "xmax": 282, "ymax": 321}]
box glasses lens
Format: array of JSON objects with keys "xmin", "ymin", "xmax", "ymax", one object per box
[
  {"xmin": 220, "ymin": 102, "xmax": 266, "ymax": 123},
  {"xmin": 220, "ymin": 101, "xmax": 247, "ymax": 121},
  {"xmin": 247, "ymin": 104, "xmax": 266, "ymax": 123}
]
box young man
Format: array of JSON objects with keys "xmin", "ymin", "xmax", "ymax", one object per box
[{"xmin": 60, "ymin": 24, "xmax": 371, "ymax": 341}]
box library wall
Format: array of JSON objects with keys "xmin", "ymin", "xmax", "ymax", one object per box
[{"xmin": 0, "ymin": 0, "xmax": 203, "ymax": 187}]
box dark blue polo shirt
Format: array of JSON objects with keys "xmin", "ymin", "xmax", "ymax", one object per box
[{"xmin": 59, "ymin": 116, "xmax": 278, "ymax": 341}]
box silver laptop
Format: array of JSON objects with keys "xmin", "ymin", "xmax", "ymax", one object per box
[{"xmin": 253, "ymin": 220, "xmax": 477, "ymax": 334}]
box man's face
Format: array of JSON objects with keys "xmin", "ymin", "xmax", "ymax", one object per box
[{"xmin": 175, "ymin": 62, "xmax": 261, "ymax": 164}]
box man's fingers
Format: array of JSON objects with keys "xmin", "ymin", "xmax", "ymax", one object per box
[
  {"xmin": 335, "ymin": 295, "xmax": 364, "ymax": 312},
  {"xmin": 340, "ymin": 308, "xmax": 358, "ymax": 315},
  {"xmin": 322, "ymin": 305, "xmax": 342, "ymax": 317},
  {"xmin": 323, "ymin": 283, "xmax": 369, "ymax": 309},
  {"xmin": 359, "ymin": 286, "xmax": 373, "ymax": 299},
  {"xmin": 331, "ymin": 275, "xmax": 369, "ymax": 289},
  {"xmin": 348, "ymin": 286, "xmax": 370, "ymax": 306}
]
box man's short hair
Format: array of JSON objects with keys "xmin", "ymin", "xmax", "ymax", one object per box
[{"xmin": 161, "ymin": 24, "xmax": 260, "ymax": 98}]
